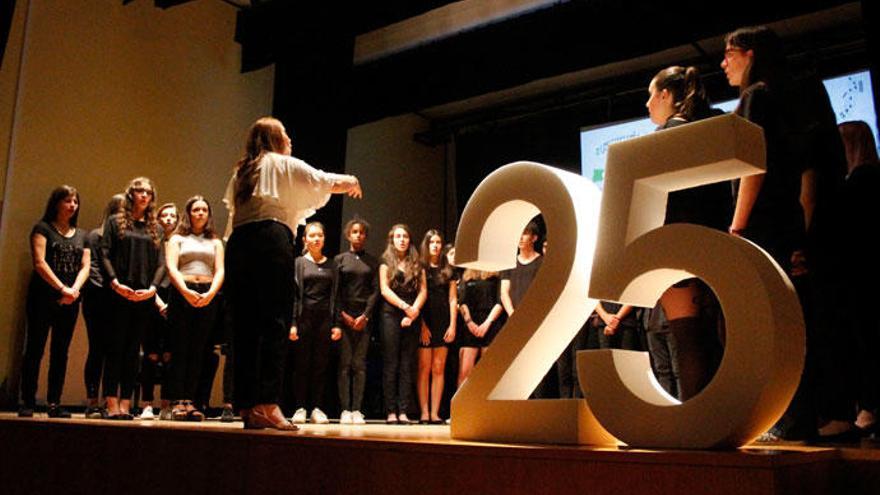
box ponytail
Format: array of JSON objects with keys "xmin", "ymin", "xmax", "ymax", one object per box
[{"xmin": 652, "ymin": 66, "xmax": 711, "ymax": 122}]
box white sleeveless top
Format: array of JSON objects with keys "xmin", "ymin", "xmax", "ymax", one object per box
[{"xmin": 173, "ymin": 233, "xmax": 215, "ymax": 278}]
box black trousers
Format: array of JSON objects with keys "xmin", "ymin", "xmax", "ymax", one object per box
[
  {"xmin": 20, "ymin": 287, "xmax": 80, "ymax": 406},
  {"xmin": 339, "ymin": 324, "xmax": 371, "ymax": 411},
  {"xmin": 227, "ymin": 220, "xmax": 295, "ymax": 410},
  {"xmin": 291, "ymin": 305, "xmax": 333, "ymax": 411},
  {"xmin": 381, "ymin": 308, "xmax": 419, "ymax": 414},
  {"xmin": 103, "ymin": 295, "xmax": 153, "ymax": 400},
  {"xmin": 166, "ymin": 282, "xmax": 218, "ymax": 401}
]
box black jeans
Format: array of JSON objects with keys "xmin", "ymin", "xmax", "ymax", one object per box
[
  {"xmin": 381, "ymin": 307, "xmax": 419, "ymax": 414},
  {"xmin": 82, "ymin": 285, "xmax": 111, "ymax": 399},
  {"xmin": 20, "ymin": 286, "xmax": 80, "ymax": 406},
  {"xmin": 103, "ymin": 295, "xmax": 153, "ymax": 400},
  {"xmin": 227, "ymin": 220, "xmax": 295, "ymax": 410},
  {"xmin": 291, "ymin": 304, "xmax": 333, "ymax": 411},
  {"xmin": 339, "ymin": 325, "xmax": 370, "ymax": 411},
  {"xmin": 167, "ymin": 282, "xmax": 218, "ymax": 401}
]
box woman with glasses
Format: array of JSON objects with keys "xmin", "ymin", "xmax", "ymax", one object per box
[{"xmin": 101, "ymin": 177, "xmax": 165, "ymax": 419}]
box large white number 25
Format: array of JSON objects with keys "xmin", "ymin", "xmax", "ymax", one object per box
[{"xmin": 450, "ymin": 114, "xmax": 805, "ymax": 449}]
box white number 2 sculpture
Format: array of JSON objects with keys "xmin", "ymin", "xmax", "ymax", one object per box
[{"xmin": 450, "ymin": 114, "xmax": 805, "ymax": 449}]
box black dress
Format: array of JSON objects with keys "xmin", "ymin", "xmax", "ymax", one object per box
[
  {"xmin": 459, "ymin": 276, "xmax": 503, "ymax": 348},
  {"xmin": 422, "ymin": 266, "xmax": 456, "ymax": 348}
]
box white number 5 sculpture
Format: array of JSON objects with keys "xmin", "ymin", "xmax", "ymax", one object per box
[{"xmin": 452, "ymin": 114, "xmax": 805, "ymax": 449}]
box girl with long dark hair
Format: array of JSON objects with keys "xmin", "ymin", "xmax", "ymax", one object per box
[
  {"xmin": 379, "ymin": 224, "xmax": 427, "ymax": 424},
  {"xmin": 165, "ymin": 196, "xmax": 225, "ymax": 421},
  {"xmin": 19, "ymin": 185, "xmax": 90, "ymax": 418},
  {"xmin": 417, "ymin": 230, "xmax": 457, "ymax": 424},
  {"xmin": 224, "ymin": 116, "xmax": 361, "ymax": 430}
]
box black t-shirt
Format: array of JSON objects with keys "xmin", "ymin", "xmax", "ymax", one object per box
[
  {"xmin": 30, "ymin": 221, "xmax": 86, "ymax": 292},
  {"xmin": 334, "ymin": 250, "xmax": 379, "ymax": 322},
  {"xmin": 382, "ymin": 265, "xmax": 421, "ymax": 312},
  {"xmin": 101, "ymin": 217, "xmax": 163, "ymax": 290},
  {"xmin": 85, "ymin": 228, "xmax": 105, "ymax": 288},
  {"xmin": 502, "ymin": 256, "xmax": 543, "ymax": 309},
  {"xmin": 735, "ymin": 82, "xmax": 805, "ymax": 263}
]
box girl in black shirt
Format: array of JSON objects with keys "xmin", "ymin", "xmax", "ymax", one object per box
[
  {"xmin": 101, "ymin": 177, "xmax": 164, "ymax": 419},
  {"xmin": 289, "ymin": 222, "xmax": 341, "ymax": 424},
  {"xmin": 82, "ymin": 194, "xmax": 125, "ymax": 418},
  {"xmin": 19, "ymin": 186, "xmax": 90, "ymax": 418},
  {"xmin": 457, "ymin": 269, "xmax": 504, "ymax": 388},
  {"xmin": 379, "ymin": 224, "xmax": 427, "ymax": 424},
  {"xmin": 335, "ymin": 218, "xmax": 379, "ymax": 424},
  {"xmin": 417, "ymin": 230, "xmax": 457, "ymax": 424}
]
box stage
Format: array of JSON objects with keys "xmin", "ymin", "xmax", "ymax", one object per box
[{"xmin": 2, "ymin": 413, "xmax": 879, "ymax": 495}]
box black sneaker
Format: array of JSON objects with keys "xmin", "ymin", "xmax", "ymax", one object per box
[
  {"xmin": 47, "ymin": 405, "xmax": 72, "ymax": 418},
  {"xmin": 84, "ymin": 406, "xmax": 104, "ymax": 419},
  {"xmin": 18, "ymin": 406, "xmax": 34, "ymax": 418}
]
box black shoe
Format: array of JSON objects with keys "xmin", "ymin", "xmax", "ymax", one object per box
[
  {"xmin": 18, "ymin": 406, "xmax": 34, "ymax": 418},
  {"xmin": 220, "ymin": 406, "xmax": 235, "ymax": 423},
  {"xmin": 84, "ymin": 406, "xmax": 104, "ymax": 419},
  {"xmin": 47, "ymin": 405, "xmax": 72, "ymax": 419}
]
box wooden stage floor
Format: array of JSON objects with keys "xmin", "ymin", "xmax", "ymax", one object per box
[{"xmin": 2, "ymin": 413, "xmax": 879, "ymax": 495}]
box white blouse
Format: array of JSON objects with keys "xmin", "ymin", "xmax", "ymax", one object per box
[{"xmin": 223, "ymin": 152, "xmax": 337, "ymax": 237}]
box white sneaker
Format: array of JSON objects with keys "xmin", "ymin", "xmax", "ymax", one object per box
[
  {"xmin": 310, "ymin": 408, "xmax": 329, "ymax": 424},
  {"xmin": 291, "ymin": 408, "xmax": 307, "ymax": 424},
  {"xmin": 139, "ymin": 406, "xmax": 155, "ymax": 420},
  {"xmin": 352, "ymin": 410, "xmax": 366, "ymax": 425},
  {"xmin": 340, "ymin": 410, "xmax": 353, "ymax": 424}
]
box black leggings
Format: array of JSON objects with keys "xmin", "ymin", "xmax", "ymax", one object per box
[
  {"xmin": 103, "ymin": 296, "xmax": 152, "ymax": 400},
  {"xmin": 227, "ymin": 220, "xmax": 295, "ymax": 410},
  {"xmin": 167, "ymin": 282, "xmax": 218, "ymax": 401},
  {"xmin": 82, "ymin": 285, "xmax": 111, "ymax": 399},
  {"xmin": 20, "ymin": 287, "xmax": 79, "ymax": 406},
  {"xmin": 291, "ymin": 305, "xmax": 332, "ymax": 411}
]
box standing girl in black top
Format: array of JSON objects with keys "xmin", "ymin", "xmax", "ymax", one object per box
[
  {"xmin": 645, "ymin": 65, "xmax": 730, "ymax": 400},
  {"xmin": 289, "ymin": 222, "xmax": 341, "ymax": 424},
  {"xmin": 101, "ymin": 177, "xmax": 164, "ymax": 419},
  {"xmin": 379, "ymin": 224, "xmax": 427, "ymax": 424},
  {"xmin": 335, "ymin": 218, "xmax": 379, "ymax": 425},
  {"xmin": 417, "ymin": 230, "xmax": 457, "ymax": 424},
  {"xmin": 19, "ymin": 185, "xmax": 90, "ymax": 418},
  {"xmin": 82, "ymin": 193, "xmax": 125, "ymax": 419},
  {"xmin": 457, "ymin": 269, "xmax": 504, "ymax": 388},
  {"xmin": 165, "ymin": 196, "xmax": 225, "ymax": 421}
]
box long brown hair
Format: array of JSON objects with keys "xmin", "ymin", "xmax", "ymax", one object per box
[
  {"xmin": 420, "ymin": 229, "xmax": 453, "ymax": 284},
  {"xmin": 382, "ymin": 224, "xmax": 422, "ymax": 289},
  {"xmin": 651, "ymin": 66, "xmax": 711, "ymax": 121},
  {"xmin": 115, "ymin": 177, "xmax": 160, "ymax": 245},
  {"xmin": 839, "ymin": 121, "xmax": 879, "ymax": 173},
  {"xmin": 725, "ymin": 25, "xmax": 787, "ymax": 93},
  {"xmin": 174, "ymin": 195, "xmax": 216, "ymax": 239},
  {"xmin": 234, "ymin": 117, "xmax": 289, "ymax": 205}
]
